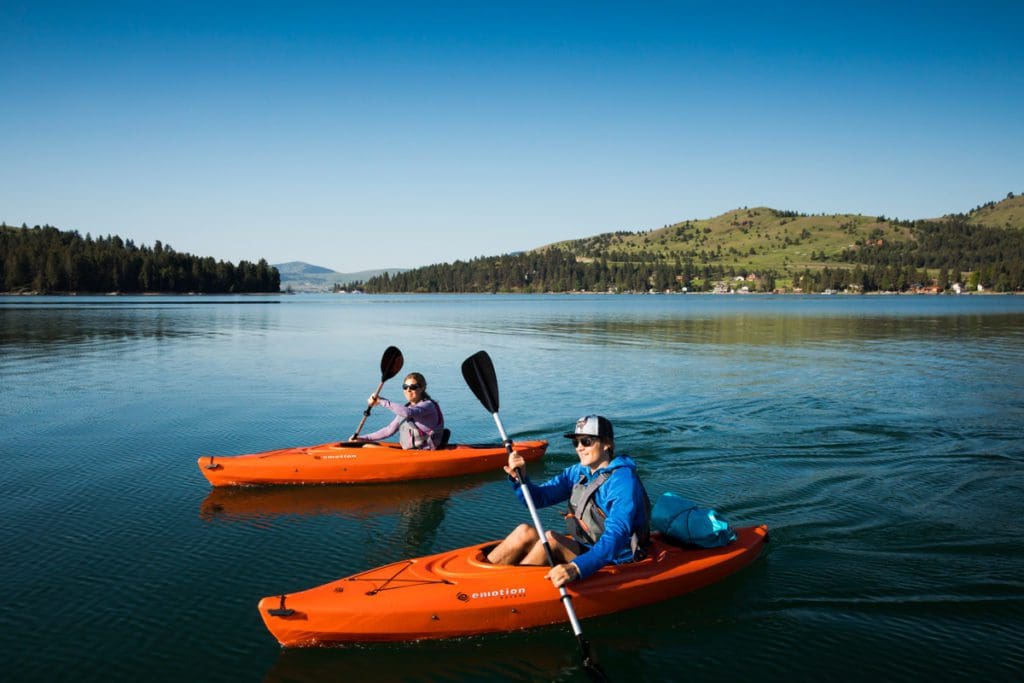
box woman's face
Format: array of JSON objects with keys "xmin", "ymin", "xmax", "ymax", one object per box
[{"xmin": 402, "ymin": 376, "xmax": 424, "ymax": 402}]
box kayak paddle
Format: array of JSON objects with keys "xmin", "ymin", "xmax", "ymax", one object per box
[
  {"xmin": 461, "ymin": 350, "xmax": 608, "ymax": 681},
  {"xmin": 350, "ymin": 346, "xmax": 404, "ymax": 440}
]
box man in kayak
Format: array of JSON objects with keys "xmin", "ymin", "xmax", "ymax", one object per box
[
  {"xmin": 487, "ymin": 415, "xmax": 650, "ymax": 588},
  {"xmin": 355, "ymin": 372, "xmax": 447, "ymax": 449}
]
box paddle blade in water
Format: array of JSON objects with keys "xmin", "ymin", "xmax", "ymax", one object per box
[
  {"xmin": 579, "ymin": 636, "xmax": 610, "ymax": 682},
  {"xmin": 461, "ymin": 350, "xmax": 499, "ymax": 413}
]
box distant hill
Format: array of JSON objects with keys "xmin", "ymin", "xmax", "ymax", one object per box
[
  {"xmin": 276, "ymin": 261, "xmax": 336, "ymax": 276},
  {"xmin": 274, "ymin": 261, "xmax": 408, "ymax": 292},
  {"xmin": 360, "ymin": 192, "xmax": 1024, "ymax": 294},
  {"xmin": 537, "ymin": 193, "xmax": 1024, "ymax": 275}
]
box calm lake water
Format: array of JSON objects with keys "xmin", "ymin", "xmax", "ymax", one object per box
[{"xmin": 2, "ymin": 293, "xmax": 1023, "ymax": 682}]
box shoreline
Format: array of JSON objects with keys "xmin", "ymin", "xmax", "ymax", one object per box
[{"xmin": 3, "ymin": 289, "xmax": 1017, "ymax": 297}]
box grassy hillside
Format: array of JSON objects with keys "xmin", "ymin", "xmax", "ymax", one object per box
[
  {"xmin": 538, "ymin": 193, "xmax": 1023, "ymax": 280},
  {"xmin": 962, "ymin": 193, "xmax": 1024, "ymax": 229}
]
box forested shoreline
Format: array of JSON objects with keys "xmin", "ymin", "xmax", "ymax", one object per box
[
  {"xmin": 356, "ymin": 215, "xmax": 1024, "ymax": 294},
  {"xmin": 824, "ymin": 217, "xmax": 1024, "ymax": 292},
  {"xmin": 6, "ymin": 198, "xmax": 1023, "ymax": 296},
  {"xmin": 1, "ymin": 224, "xmax": 280, "ymax": 294}
]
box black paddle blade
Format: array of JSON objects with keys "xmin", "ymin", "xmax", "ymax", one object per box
[
  {"xmin": 380, "ymin": 346, "xmax": 404, "ymax": 382},
  {"xmin": 579, "ymin": 636, "xmax": 610, "ymax": 682},
  {"xmin": 461, "ymin": 350, "xmax": 499, "ymax": 413}
]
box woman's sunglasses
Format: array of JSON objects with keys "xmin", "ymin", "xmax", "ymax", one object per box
[
  {"xmin": 402, "ymin": 383, "xmax": 421, "ymax": 391},
  {"xmin": 571, "ymin": 436, "xmax": 598, "ymax": 448}
]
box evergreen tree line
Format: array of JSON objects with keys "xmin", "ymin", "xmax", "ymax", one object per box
[
  {"xmin": 358, "ymin": 248, "xmax": 778, "ymax": 293},
  {"xmin": 794, "ymin": 262, "xmax": 1020, "ymax": 293},
  {"xmin": 792, "ymin": 265, "xmax": 953, "ymax": 293},
  {"xmin": 1, "ymin": 224, "xmax": 280, "ymax": 294},
  {"xmin": 831, "ymin": 218, "xmax": 1024, "ymax": 291}
]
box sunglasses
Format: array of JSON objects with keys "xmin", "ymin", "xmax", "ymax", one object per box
[
  {"xmin": 571, "ymin": 436, "xmax": 598, "ymax": 448},
  {"xmin": 402, "ymin": 383, "xmax": 421, "ymax": 391}
]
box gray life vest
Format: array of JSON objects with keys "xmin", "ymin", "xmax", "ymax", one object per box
[
  {"xmin": 564, "ymin": 468, "xmax": 651, "ymax": 560},
  {"xmin": 398, "ymin": 399, "xmax": 444, "ymax": 450}
]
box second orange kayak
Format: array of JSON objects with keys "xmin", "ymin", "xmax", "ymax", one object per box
[{"xmin": 198, "ymin": 439, "xmax": 548, "ymax": 486}]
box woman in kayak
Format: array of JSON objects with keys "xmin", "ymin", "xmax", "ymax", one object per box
[
  {"xmin": 356, "ymin": 372, "xmax": 447, "ymax": 449},
  {"xmin": 487, "ymin": 415, "xmax": 650, "ymax": 588}
]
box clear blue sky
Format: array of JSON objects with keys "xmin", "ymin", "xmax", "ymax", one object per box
[{"xmin": 2, "ymin": 1, "xmax": 1022, "ymax": 272}]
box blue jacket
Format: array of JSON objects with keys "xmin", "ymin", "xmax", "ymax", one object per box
[{"xmin": 514, "ymin": 455, "xmax": 648, "ymax": 579}]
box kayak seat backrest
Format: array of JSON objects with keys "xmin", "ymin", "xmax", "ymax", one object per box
[{"xmin": 438, "ymin": 428, "xmax": 452, "ymax": 449}]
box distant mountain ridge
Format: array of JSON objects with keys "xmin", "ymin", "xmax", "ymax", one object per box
[
  {"xmin": 276, "ymin": 261, "xmax": 336, "ymax": 275},
  {"xmin": 273, "ymin": 261, "xmax": 407, "ymax": 292}
]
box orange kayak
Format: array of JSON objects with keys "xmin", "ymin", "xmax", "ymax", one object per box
[
  {"xmin": 198, "ymin": 440, "xmax": 548, "ymax": 486},
  {"xmin": 258, "ymin": 525, "xmax": 769, "ymax": 646}
]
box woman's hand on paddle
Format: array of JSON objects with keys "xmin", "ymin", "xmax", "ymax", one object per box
[
  {"xmin": 367, "ymin": 393, "xmax": 380, "ymax": 407},
  {"xmin": 545, "ymin": 562, "xmax": 580, "ymax": 588},
  {"xmin": 502, "ymin": 450, "xmax": 526, "ymax": 478}
]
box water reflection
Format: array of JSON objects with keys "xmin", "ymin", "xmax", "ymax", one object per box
[
  {"xmin": 0, "ymin": 299, "xmax": 280, "ymax": 361},
  {"xmin": 494, "ymin": 312, "xmax": 1024, "ymax": 348},
  {"xmin": 200, "ymin": 477, "xmax": 492, "ymax": 556},
  {"xmin": 413, "ymin": 294, "xmax": 1024, "ymax": 348},
  {"xmin": 262, "ymin": 627, "xmax": 585, "ymax": 683}
]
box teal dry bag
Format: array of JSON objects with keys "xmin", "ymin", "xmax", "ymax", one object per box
[{"xmin": 651, "ymin": 492, "xmax": 737, "ymax": 548}]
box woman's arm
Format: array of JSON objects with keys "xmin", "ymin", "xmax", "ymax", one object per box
[{"xmin": 358, "ymin": 414, "xmax": 402, "ymax": 442}]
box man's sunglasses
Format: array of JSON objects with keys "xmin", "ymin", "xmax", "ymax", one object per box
[
  {"xmin": 571, "ymin": 436, "xmax": 598, "ymax": 448},
  {"xmin": 402, "ymin": 383, "xmax": 421, "ymax": 391}
]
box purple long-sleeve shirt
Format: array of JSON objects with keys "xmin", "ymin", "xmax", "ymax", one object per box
[{"xmin": 359, "ymin": 397, "xmax": 442, "ymax": 442}]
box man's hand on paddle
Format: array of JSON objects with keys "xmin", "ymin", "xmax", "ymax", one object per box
[
  {"xmin": 502, "ymin": 450, "xmax": 526, "ymax": 479},
  {"xmin": 545, "ymin": 562, "xmax": 580, "ymax": 588}
]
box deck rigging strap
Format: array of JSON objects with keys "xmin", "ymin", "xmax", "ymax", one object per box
[{"xmin": 348, "ymin": 561, "xmax": 454, "ymax": 595}]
